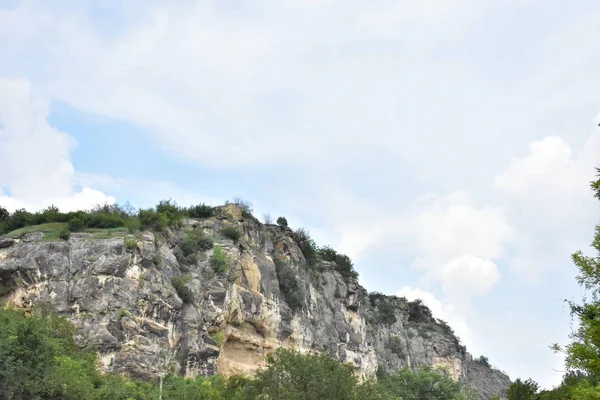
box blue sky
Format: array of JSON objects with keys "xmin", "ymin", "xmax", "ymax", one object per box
[{"xmin": 1, "ymin": 0, "xmax": 600, "ymax": 389}]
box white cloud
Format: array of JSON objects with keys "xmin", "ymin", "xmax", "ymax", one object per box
[
  {"xmin": 495, "ymin": 131, "xmax": 600, "ymax": 280},
  {"xmin": 439, "ymin": 256, "xmax": 500, "ymax": 302},
  {"xmin": 396, "ymin": 286, "xmax": 473, "ymax": 350},
  {"xmin": 0, "ymin": 77, "xmax": 114, "ymax": 212}
]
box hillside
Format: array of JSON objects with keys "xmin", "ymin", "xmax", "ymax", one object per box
[{"xmin": 0, "ymin": 203, "xmax": 511, "ymax": 399}]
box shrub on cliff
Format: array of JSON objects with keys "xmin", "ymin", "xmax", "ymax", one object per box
[
  {"xmin": 221, "ymin": 225, "xmax": 242, "ymax": 241},
  {"xmin": 171, "ymin": 275, "xmax": 194, "ymax": 304},
  {"xmin": 294, "ymin": 228, "xmax": 318, "ymax": 266},
  {"xmin": 211, "ymin": 246, "xmax": 230, "ymax": 273},
  {"xmin": 317, "ymin": 246, "xmax": 359, "ymax": 281},
  {"xmin": 186, "ymin": 203, "xmax": 214, "ymax": 218},
  {"xmin": 276, "ymin": 216, "xmax": 288, "ymax": 227}
]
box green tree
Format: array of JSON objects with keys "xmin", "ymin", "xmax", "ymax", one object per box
[
  {"xmin": 0, "ymin": 206, "xmax": 9, "ymax": 221},
  {"xmin": 560, "ymin": 169, "xmax": 600, "ymax": 384},
  {"xmin": 249, "ymin": 348, "xmax": 388, "ymax": 400},
  {"xmin": 506, "ymin": 378, "xmax": 539, "ymax": 400},
  {"xmin": 276, "ymin": 216, "xmax": 288, "ymax": 227},
  {"xmin": 377, "ymin": 365, "xmax": 466, "ymax": 400}
]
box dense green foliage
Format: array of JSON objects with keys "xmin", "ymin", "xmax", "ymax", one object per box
[
  {"xmin": 377, "ymin": 365, "xmax": 478, "ymax": 400},
  {"xmin": 276, "ymin": 216, "xmax": 288, "ymax": 227},
  {"xmin": 186, "ymin": 203, "xmax": 214, "ymax": 218},
  {"xmin": 171, "ymin": 274, "xmax": 194, "ymax": 304},
  {"xmin": 0, "ymin": 200, "xmax": 218, "ymax": 237},
  {"xmin": 211, "ymin": 246, "xmax": 230, "ymax": 273},
  {"xmin": 174, "ymin": 229, "xmax": 213, "ymax": 268},
  {"xmin": 318, "ymin": 245, "xmax": 359, "ymax": 280},
  {"xmin": 220, "ymin": 225, "xmax": 242, "ymax": 241},
  {"xmin": 0, "ymin": 306, "xmax": 485, "ymax": 399},
  {"xmin": 0, "ymin": 206, "xmax": 8, "ymax": 221}
]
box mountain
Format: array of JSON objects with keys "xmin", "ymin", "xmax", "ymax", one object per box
[{"xmin": 0, "ymin": 203, "xmax": 511, "ymax": 399}]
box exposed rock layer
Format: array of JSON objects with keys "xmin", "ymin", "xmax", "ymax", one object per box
[{"xmin": 0, "ymin": 205, "xmax": 511, "ymax": 398}]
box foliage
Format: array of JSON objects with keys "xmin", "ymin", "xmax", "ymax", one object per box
[
  {"xmin": 294, "ymin": 228, "xmax": 318, "ymax": 266},
  {"xmin": 0, "ymin": 205, "xmax": 8, "ymax": 221},
  {"xmin": 377, "ymin": 365, "xmax": 471, "ymax": 400},
  {"xmin": 221, "ymin": 225, "xmax": 242, "ymax": 241},
  {"xmin": 0, "ymin": 200, "xmax": 186, "ymax": 235},
  {"xmin": 138, "ymin": 208, "xmax": 169, "ymax": 232},
  {"xmin": 174, "ymin": 229, "xmax": 213, "ymax": 268},
  {"xmin": 124, "ymin": 236, "xmax": 138, "ymax": 251},
  {"xmin": 211, "ymin": 246, "xmax": 230, "ymax": 274},
  {"xmin": 273, "ymin": 256, "xmax": 304, "ymax": 311},
  {"xmin": 155, "ymin": 199, "xmax": 184, "ymax": 226},
  {"xmin": 0, "ymin": 307, "xmax": 98, "ymax": 399},
  {"xmin": 248, "ymin": 348, "xmax": 387, "ymax": 400},
  {"xmin": 186, "ymin": 203, "xmax": 214, "ymax": 218},
  {"xmin": 276, "ymin": 216, "xmax": 288, "ymax": 227},
  {"xmin": 211, "ymin": 330, "xmax": 225, "ymax": 347},
  {"xmin": 387, "ymin": 336, "xmax": 405, "ymax": 357},
  {"xmin": 408, "ymin": 299, "xmax": 433, "ymax": 323},
  {"xmin": 506, "ymin": 378, "xmax": 539, "ymax": 400},
  {"xmin": 171, "ymin": 274, "xmax": 194, "ymax": 304},
  {"xmin": 377, "ymin": 300, "xmax": 397, "ymax": 325},
  {"xmin": 475, "ymin": 355, "xmax": 491, "ymax": 368},
  {"xmin": 59, "ymin": 226, "xmax": 71, "ymax": 241}
]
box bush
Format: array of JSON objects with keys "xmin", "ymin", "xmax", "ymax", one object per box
[
  {"xmin": 197, "ymin": 235, "xmax": 214, "ymax": 251},
  {"xmin": 211, "ymin": 246, "xmax": 230, "ymax": 274},
  {"xmin": 251, "ymin": 349, "xmax": 362, "ymax": 400},
  {"xmin": 156, "ymin": 199, "xmax": 183, "ymax": 220},
  {"xmin": 211, "ymin": 330, "xmax": 225, "ymax": 347},
  {"xmin": 318, "ymin": 245, "xmax": 337, "ymax": 261},
  {"xmin": 4, "ymin": 208, "xmax": 33, "ymax": 232},
  {"xmin": 124, "ymin": 217, "xmax": 141, "ymax": 233},
  {"xmin": 59, "ymin": 227, "xmax": 70, "ymax": 241},
  {"xmin": 68, "ymin": 216, "xmax": 87, "ymax": 232},
  {"xmin": 124, "ymin": 236, "xmax": 138, "ymax": 251},
  {"xmin": 174, "ymin": 230, "xmax": 213, "ymax": 267},
  {"xmin": 171, "ymin": 275, "xmax": 194, "ymax": 304},
  {"xmin": 408, "ymin": 299, "xmax": 433, "ymax": 323},
  {"xmin": 221, "ymin": 225, "xmax": 242, "ymax": 241},
  {"xmin": 387, "ymin": 336, "xmax": 405, "ymax": 357},
  {"xmin": 276, "ymin": 216, "xmax": 288, "ymax": 227},
  {"xmin": 294, "ymin": 228, "xmax": 318, "ymax": 266},
  {"xmin": 187, "ymin": 203, "xmax": 214, "ymax": 218},
  {"xmin": 273, "ymin": 256, "xmax": 304, "ymax": 311},
  {"xmin": 0, "ymin": 206, "xmax": 8, "ymax": 221},
  {"xmin": 317, "ymin": 246, "xmax": 359, "ymax": 280},
  {"xmin": 476, "ymin": 355, "xmax": 491, "ymax": 368},
  {"xmin": 138, "ymin": 209, "xmax": 169, "ymax": 232},
  {"xmin": 377, "ymin": 300, "xmax": 397, "ymax": 325}
]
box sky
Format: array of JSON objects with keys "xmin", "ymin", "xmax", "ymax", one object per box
[{"xmin": 1, "ymin": 0, "xmax": 599, "ymax": 389}]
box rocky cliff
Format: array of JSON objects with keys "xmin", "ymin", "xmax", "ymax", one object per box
[{"xmin": 0, "ymin": 204, "xmax": 511, "ymax": 398}]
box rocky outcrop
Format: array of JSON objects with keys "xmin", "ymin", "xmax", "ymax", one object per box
[{"xmin": 0, "ymin": 205, "xmax": 510, "ymax": 398}]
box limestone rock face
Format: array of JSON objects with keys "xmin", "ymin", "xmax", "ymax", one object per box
[{"xmin": 0, "ymin": 205, "xmax": 511, "ymax": 398}]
